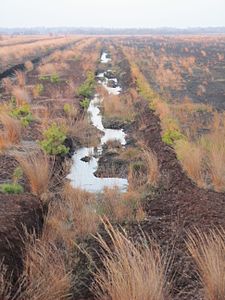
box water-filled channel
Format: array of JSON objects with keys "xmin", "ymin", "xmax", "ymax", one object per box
[{"xmin": 67, "ymin": 52, "xmax": 128, "ymax": 193}]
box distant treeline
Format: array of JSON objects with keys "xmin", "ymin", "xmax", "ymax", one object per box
[{"xmin": 1, "ymin": 27, "xmax": 225, "ymax": 35}]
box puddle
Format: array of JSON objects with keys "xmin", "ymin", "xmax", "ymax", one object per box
[
  {"xmin": 68, "ymin": 52, "xmax": 128, "ymax": 193},
  {"xmin": 100, "ymin": 51, "xmax": 112, "ymax": 64}
]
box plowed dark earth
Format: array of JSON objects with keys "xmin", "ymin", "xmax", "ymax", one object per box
[
  {"xmin": 74, "ymin": 101, "xmax": 225, "ymax": 300},
  {"xmin": 130, "ymin": 101, "xmax": 225, "ymax": 299},
  {"xmin": 0, "ymin": 194, "xmax": 43, "ymax": 281}
]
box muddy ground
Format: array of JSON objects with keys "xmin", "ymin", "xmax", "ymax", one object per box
[
  {"xmin": 0, "ymin": 38, "xmax": 224, "ymax": 300},
  {"xmin": 72, "ymin": 43, "xmax": 225, "ymax": 300}
]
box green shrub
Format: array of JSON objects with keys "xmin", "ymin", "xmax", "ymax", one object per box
[
  {"xmin": 0, "ymin": 183, "xmax": 24, "ymax": 194},
  {"xmin": 40, "ymin": 123, "xmax": 69, "ymax": 155},
  {"xmin": 63, "ymin": 103, "xmax": 77, "ymax": 118},
  {"xmin": 12, "ymin": 166, "xmax": 23, "ymax": 184},
  {"xmin": 77, "ymin": 72, "xmax": 95, "ymax": 98},
  {"xmin": 130, "ymin": 161, "xmax": 146, "ymax": 173},
  {"xmin": 162, "ymin": 129, "xmax": 185, "ymax": 146},
  {"xmin": 80, "ymin": 98, "xmax": 90, "ymax": 110},
  {"xmin": 11, "ymin": 104, "xmax": 33, "ymax": 127},
  {"xmin": 64, "ymin": 103, "xmax": 71, "ymax": 114},
  {"xmin": 33, "ymin": 83, "xmax": 44, "ymax": 96},
  {"xmin": 39, "ymin": 75, "xmax": 49, "ymax": 81},
  {"xmin": 50, "ymin": 73, "xmax": 60, "ymax": 84}
]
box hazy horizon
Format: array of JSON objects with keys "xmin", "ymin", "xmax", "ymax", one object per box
[{"xmin": 1, "ymin": 0, "xmax": 225, "ymax": 28}]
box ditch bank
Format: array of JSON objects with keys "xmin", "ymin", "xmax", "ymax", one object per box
[{"xmin": 127, "ymin": 101, "xmax": 225, "ymax": 299}]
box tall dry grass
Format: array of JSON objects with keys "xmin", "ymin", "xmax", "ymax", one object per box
[
  {"xmin": 42, "ymin": 184, "xmax": 99, "ymax": 250},
  {"xmin": 0, "ymin": 113, "xmax": 21, "ymax": 149},
  {"xmin": 143, "ymin": 149, "xmax": 160, "ymax": 186},
  {"xmin": 17, "ymin": 237, "xmax": 71, "ymax": 300},
  {"xmin": 24, "ymin": 60, "xmax": 33, "ymax": 71},
  {"xmin": 0, "ymin": 36, "xmax": 77, "ymax": 72},
  {"xmin": 12, "ymin": 86, "xmax": 30, "ymax": 105},
  {"xmin": 209, "ymin": 146, "xmax": 225, "ymax": 192},
  {"xmin": 187, "ymin": 229, "xmax": 225, "ymax": 300},
  {"xmin": 175, "ymin": 140, "xmax": 205, "ymax": 188},
  {"xmin": 102, "ymin": 93, "xmax": 135, "ymax": 122},
  {"xmin": 14, "ymin": 70, "xmax": 26, "ymax": 87},
  {"xmin": 66, "ymin": 116, "xmax": 100, "ymax": 147},
  {"xmin": 94, "ymin": 220, "xmax": 169, "ymax": 300},
  {"xmin": 98, "ymin": 187, "xmax": 145, "ymax": 222},
  {"xmin": 15, "ymin": 151, "xmax": 51, "ymax": 197}
]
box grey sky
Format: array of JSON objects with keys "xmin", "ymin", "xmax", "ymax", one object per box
[{"xmin": 1, "ymin": 0, "xmax": 225, "ymax": 28}]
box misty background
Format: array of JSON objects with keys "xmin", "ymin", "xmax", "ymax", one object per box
[{"xmin": 1, "ymin": 0, "xmax": 225, "ymax": 29}]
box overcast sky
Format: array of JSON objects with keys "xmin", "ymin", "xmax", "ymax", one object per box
[{"xmin": 1, "ymin": 0, "xmax": 225, "ymax": 28}]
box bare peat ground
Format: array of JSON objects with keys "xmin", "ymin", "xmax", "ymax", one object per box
[
  {"xmin": 0, "ymin": 194, "xmax": 43, "ymax": 282},
  {"xmin": 72, "ymin": 43, "xmax": 225, "ymax": 300},
  {"xmin": 130, "ymin": 101, "xmax": 225, "ymax": 299},
  {"xmin": 0, "ymin": 38, "xmax": 224, "ymax": 299},
  {"xmin": 73, "ymin": 100, "xmax": 225, "ymax": 300}
]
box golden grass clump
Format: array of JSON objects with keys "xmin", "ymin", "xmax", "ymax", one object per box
[
  {"xmin": 98, "ymin": 187, "xmax": 145, "ymax": 222},
  {"xmin": 175, "ymin": 140, "xmax": 205, "ymax": 188},
  {"xmin": 18, "ymin": 237, "xmax": 71, "ymax": 300},
  {"xmin": 187, "ymin": 229, "xmax": 225, "ymax": 300},
  {"xmin": 14, "ymin": 70, "xmax": 26, "ymax": 87},
  {"xmin": 15, "ymin": 151, "xmax": 51, "ymax": 197},
  {"xmin": 204, "ymin": 130, "xmax": 225, "ymax": 192},
  {"xmin": 38, "ymin": 62, "xmax": 57, "ymax": 75},
  {"xmin": 127, "ymin": 148, "xmax": 159, "ymax": 190},
  {"xmin": 103, "ymin": 93, "xmax": 135, "ymax": 122},
  {"xmin": 42, "ymin": 184, "xmax": 99, "ymax": 250},
  {"xmin": 143, "ymin": 149, "xmax": 160, "ymax": 186},
  {"xmin": 66, "ymin": 116, "xmax": 99, "ymax": 147},
  {"xmin": 12, "ymin": 86, "xmax": 30, "ymax": 105},
  {"xmin": 24, "ymin": 60, "xmax": 33, "ymax": 71},
  {"xmin": 94, "ymin": 220, "xmax": 169, "ymax": 300},
  {"xmin": 38, "ymin": 62, "xmax": 68, "ymax": 76},
  {"xmin": 0, "ymin": 113, "xmax": 21, "ymax": 149}
]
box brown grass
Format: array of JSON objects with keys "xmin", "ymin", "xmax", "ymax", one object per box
[
  {"xmin": 0, "ymin": 262, "xmax": 11, "ymax": 300},
  {"xmin": 97, "ymin": 187, "xmax": 141, "ymax": 222},
  {"xmin": 208, "ymin": 144, "xmax": 225, "ymax": 192},
  {"xmin": 17, "ymin": 237, "xmax": 71, "ymax": 300},
  {"xmin": 0, "ymin": 36, "xmax": 78, "ymax": 72},
  {"xmin": 98, "ymin": 187, "xmax": 145, "ymax": 222},
  {"xmin": 0, "ymin": 113, "xmax": 21, "ymax": 149},
  {"xmin": 24, "ymin": 60, "xmax": 33, "ymax": 71},
  {"xmin": 14, "ymin": 70, "xmax": 26, "ymax": 87},
  {"xmin": 94, "ymin": 220, "xmax": 169, "ymax": 300},
  {"xmin": 15, "ymin": 151, "xmax": 51, "ymax": 197},
  {"xmin": 2, "ymin": 78, "xmax": 13, "ymax": 93},
  {"xmin": 187, "ymin": 229, "xmax": 225, "ymax": 300},
  {"xmin": 42, "ymin": 184, "xmax": 99, "ymax": 250},
  {"xmin": 12, "ymin": 86, "xmax": 30, "ymax": 105},
  {"xmin": 143, "ymin": 149, "xmax": 160, "ymax": 186},
  {"xmin": 175, "ymin": 140, "xmax": 205, "ymax": 188},
  {"xmin": 38, "ymin": 62, "xmax": 69, "ymax": 76},
  {"xmin": 38, "ymin": 62, "xmax": 57, "ymax": 75},
  {"xmin": 205, "ymin": 130, "xmax": 225, "ymax": 192},
  {"xmin": 66, "ymin": 116, "xmax": 100, "ymax": 147},
  {"xmin": 102, "ymin": 93, "xmax": 135, "ymax": 122}
]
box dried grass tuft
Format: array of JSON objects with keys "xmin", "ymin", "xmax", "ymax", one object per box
[
  {"xmin": 187, "ymin": 229, "xmax": 225, "ymax": 300},
  {"xmin": 94, "ymin": 220, "xmax": 169, "ymax": 300}
]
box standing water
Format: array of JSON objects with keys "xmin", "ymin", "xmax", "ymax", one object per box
[{"xmin": 67, "ymin": 52, "xmax": 128, "ymax": 193}]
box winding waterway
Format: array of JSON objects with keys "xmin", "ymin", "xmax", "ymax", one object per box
[{"xmin": 68, "ymin": 52, "xmax": 128, "ymax": 193}]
